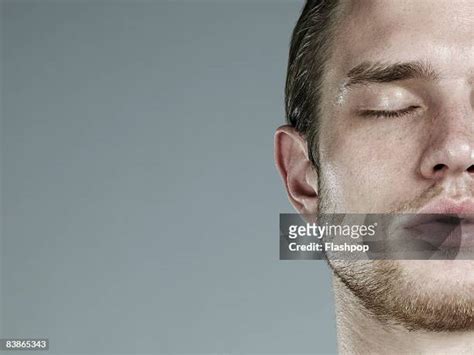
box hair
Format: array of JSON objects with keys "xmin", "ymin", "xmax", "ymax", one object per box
[{"xmin": 285, "ymin": 0, "xmax": 342, "ymax": 170}]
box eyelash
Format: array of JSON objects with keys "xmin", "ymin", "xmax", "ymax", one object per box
[{"xmin": 359, "ymin": 105, "xmax": 421, "ymax": 118}]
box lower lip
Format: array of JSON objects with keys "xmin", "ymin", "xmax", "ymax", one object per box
[{"xmin": 408, "ymin": 220, "xmax": 474, "ymax": 249}]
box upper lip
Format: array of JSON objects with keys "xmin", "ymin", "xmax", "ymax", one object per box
[
  {"xmin": 403, "ymin": 198, "xmax": 474, "ymax": 229},
  {"xmin": 417, "ymin": 198, "xmax": 474, "ymax": 216}
]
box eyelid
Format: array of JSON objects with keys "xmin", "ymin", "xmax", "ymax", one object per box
[{"xmin": 358, "ymin": 105, "xmax": 421, "ymax": 118}]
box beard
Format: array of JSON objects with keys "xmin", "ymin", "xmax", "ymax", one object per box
[
  {"xmin": 317, "ymin": 174, "xmax": 474, "ymax": 332},
  {"xmin": 329, "ymin": 259, "xmax": 474, "ymax": 331}
]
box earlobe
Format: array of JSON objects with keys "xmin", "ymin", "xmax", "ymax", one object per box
[{"xmin": 274, "ymin": 125, "xmax": 319, "ymax": 214}]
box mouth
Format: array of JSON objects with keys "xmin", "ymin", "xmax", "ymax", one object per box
[{"xmin": 402, "ymin": 199, "xmax": 474, "ymax": 250}]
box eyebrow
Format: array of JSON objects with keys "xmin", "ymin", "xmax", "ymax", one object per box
[{"xmin": 344, "ymin": 61, "xmax": 438, "ymax": 88}]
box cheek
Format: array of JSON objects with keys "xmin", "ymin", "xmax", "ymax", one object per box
[{"xmin": 319, "ymin": 118, "xmax": 421, "ymax": 212}]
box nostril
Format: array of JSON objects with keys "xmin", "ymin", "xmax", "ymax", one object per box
[
  {"xmin": 433, "ymin": 164, "xmax": 445, "ymax": 172},
  {"xmin": 468, "ymin": 165, "xmax": 474, "ymax": 173}
]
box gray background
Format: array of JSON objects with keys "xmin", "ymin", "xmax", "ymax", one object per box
[{"xmin": 1, "ymin": 0, "xmax": 336, "ymax": 353}]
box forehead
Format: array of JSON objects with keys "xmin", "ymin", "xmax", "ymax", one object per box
[{"xmin": 330, "ymin": 0, "xmax": 474, "ymax": 77}]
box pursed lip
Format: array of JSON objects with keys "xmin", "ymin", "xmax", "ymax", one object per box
[
  {"xmin": 416, "ymin": 198, "xmax": 474, "ymax": 216},
  {"xmin": 401, "ymin": 198, "xmax": 474, "ymax": 249}
]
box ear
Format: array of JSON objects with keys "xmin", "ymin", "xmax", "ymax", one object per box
[{"xmin": 274, "ymin": 125, "xmax": 319, "ymax": 214}]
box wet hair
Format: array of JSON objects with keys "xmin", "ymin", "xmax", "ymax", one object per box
[{"xmin": 285, "ymin": 0, "xmax": 342, "ymax": 169}]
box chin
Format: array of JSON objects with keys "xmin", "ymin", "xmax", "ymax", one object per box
[
  {"xmin": 398, "ymin": 260, "xmax": 474, "ymax": 296},
  {"xmin": 331, "ymin": 259, "xmax": 474, "ymax": 331}
]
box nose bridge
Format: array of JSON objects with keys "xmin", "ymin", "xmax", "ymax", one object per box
[{"xmin": 420, "ymin": 101, "xmax": 474, "ymax": 179}]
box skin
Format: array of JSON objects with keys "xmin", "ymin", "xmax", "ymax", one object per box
[{"xmin": 275, "ymin": 0, "xmax": 474, "ymax": 353}]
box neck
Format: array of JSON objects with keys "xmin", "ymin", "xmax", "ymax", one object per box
[{"xmin": 333, "ymin": 276, "xmax": 474, "ymax": 354}]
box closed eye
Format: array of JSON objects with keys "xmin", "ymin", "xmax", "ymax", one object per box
[{"xmin": 358, "ymin": 105, "xmax": 421, "ymax": 118}]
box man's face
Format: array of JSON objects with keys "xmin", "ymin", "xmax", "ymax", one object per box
[{"xmin": 318, "ymin": 0, "xmax": 474, "ymax": 330}]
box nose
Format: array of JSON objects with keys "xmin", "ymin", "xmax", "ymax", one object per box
[{"xmin": 419, "ymin": 110, "xmax": 474, "ymax": 181}]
